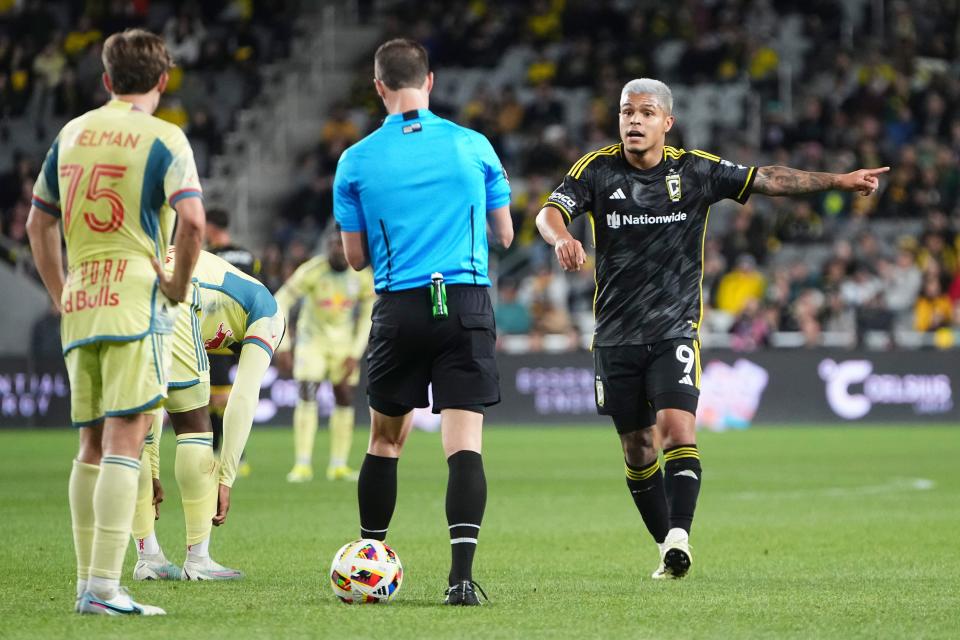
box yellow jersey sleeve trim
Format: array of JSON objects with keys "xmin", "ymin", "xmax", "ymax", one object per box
[
  {"xmin": 568, "ymin": 144, "xmax": 619, "ymax": 178},
  {"xmin": 664, "ymin": 145, "xmax": 686, "ymax": 159},
  {"xmin": 572, "ymin": 144, "xmax": 620, "ymax": 179},
  {"xmin": 737, "ymin": 166, "xmax": 757, "ymax": 200},
  {"xmin": 548, "ymin": 201, "xmax": 573, "ymax": 223},
  {"xmin": 690, "ymin": 149, "xmax": 722, "ymax": 162}
]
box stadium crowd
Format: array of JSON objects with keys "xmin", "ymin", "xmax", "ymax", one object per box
[
  {"xmin": 5, "ymin": 0, "xmax": 960, "ymax": 351},
  {"xmin": 268, "ymin": 0, "xmax": 960, "ymax": 350},
  {"xmin": 0, "ymin": 0, "xmax": 296, "ymax": 264}
]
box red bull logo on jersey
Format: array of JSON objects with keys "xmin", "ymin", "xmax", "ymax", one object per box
[{"xmin": 204, "ymin": 323, "xmax": 234, "ymax": 350}]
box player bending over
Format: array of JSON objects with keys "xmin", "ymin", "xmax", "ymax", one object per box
[
  {"xmin": 204, "ymin": 207, "xmax": 260, "ymax": 477},
  {"xmin": 536, "ymin": 77, "xmax": 887, "ymax": 580},
  {"xmin": 276, "ymin": 227, "xmax": 375, "ymax": 483},
  {"xmin": 130, "ymin": 249, "xmax": 283, "ymax": 580}
]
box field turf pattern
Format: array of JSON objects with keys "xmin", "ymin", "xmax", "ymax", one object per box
[{"xmin": 0, "ymin": 425, "xmax": 958, "ymax": 639}]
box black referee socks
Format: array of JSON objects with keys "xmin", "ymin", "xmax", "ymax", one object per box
[
  {"xmin": 358, "ymin": 454, "xmax": 398, "ymax": 541},
  {"xmin": 446, "ymin": 450, "xmax": 486, "ymax": 586}
]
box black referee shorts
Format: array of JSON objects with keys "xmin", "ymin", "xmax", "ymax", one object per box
[
  {"xmin": 366, "ymin": 285, "xmax": 500, "ymax": 414},
  {"xmin": 594, "ymin": 338, "xmax": 701, "ymax": 433}
]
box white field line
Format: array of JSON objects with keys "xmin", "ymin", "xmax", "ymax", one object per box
[{"xmin": 729, "ymin": 478, "xmax": 935, "ymax": 500}]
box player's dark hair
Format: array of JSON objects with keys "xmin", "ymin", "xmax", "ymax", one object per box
[
  {"xmin": 374, "ymin": 38, "xmax": 429, "ymax": 90},
  {"xmin": 206, "ymin": 208, "xmax": 230, "ymax": 230},
  {"xmin": 102, "ymin": 29, "xmax": 174, "ymax": 95}
]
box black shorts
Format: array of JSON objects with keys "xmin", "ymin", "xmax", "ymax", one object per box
[
  {"xmin": 208, "ymin": 352, "xmax": 239, "ymax": 389},
  {"xmin": 366, "ymin": 285, "xmax": 499, "ymax": 414},
  {"xmin": 594, "ymin": 338, "xmax": 701, "ymax": 433}
]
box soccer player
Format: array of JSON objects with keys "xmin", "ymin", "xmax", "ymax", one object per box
[
  {"xmin": 536, "ymin": 78, "xmax": 888, "ymax": 580},
  {"xmin": 25, "ymin": 29, "xmax": 205, "ymax": 615},
  {"xmin": 334, "ymin": 39, "xmax": 513, "ymax": 606},
  {"xmin": 277, "ymin": 227, "xmax": 375, "ymax": 483},
  {"xmin": 204, "ymin": 207, "xmax": 260, "ymax": 476},
  {"xmin": 131, "ymin": 248, "xmax": 284, "ymax": 580}
]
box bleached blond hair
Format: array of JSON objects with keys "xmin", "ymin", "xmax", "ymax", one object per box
[{"xmin": 620, "ymin": 78, "xmax": 673, "ymax": 114}]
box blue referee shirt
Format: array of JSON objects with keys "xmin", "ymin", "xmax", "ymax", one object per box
[{"xmin": 333, "ymin": 109, "xmax": 511, "ymax": 293}]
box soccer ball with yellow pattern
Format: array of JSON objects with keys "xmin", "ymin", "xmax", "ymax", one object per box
[{"xmin": 330, "ymin": 539, "xmax": 403, "ymax": 604}]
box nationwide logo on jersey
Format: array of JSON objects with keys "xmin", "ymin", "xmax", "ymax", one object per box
[
  {"xmin": 204, "ymin": 322, "xmax": 234, "ymax": 350},
  {"xmin": 666, "ymin": 173, "xmax": 682, "ymax": 202},
  {"xmin": 609, "ymin": 187, "xmax": 627, "ymax": 200},
  {"xmin": 606, "ymin": 210, "xmax": 688, "ymax": 229}
]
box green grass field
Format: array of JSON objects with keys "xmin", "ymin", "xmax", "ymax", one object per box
[{"xmin": 1, "ymin": 425, "xmax": 958, "ymax": 639}]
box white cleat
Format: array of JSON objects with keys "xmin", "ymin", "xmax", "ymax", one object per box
[
  {"xmin": 182, "ymin": 556, "xmax": 244, "ymax": 581},
  {"xmin": 652, "ymin": 527, "xmax": 692, "ymax": 580},
  {"xmin": 133, "ymin": 553, "xmax": 183, "ymax": 581},
  {"xmin": 77, "ymin": 587, "xmax": 166, "ymax": 615}
]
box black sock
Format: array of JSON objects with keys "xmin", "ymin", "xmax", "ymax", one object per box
[
  {"xmin": 210, "ymin": 409, "xmax": 224, "ymax": 452},
  {"xmin": 446, "ymin": 450, "xmax": 486, "ymax": 585},
  {"xmin": 358, "ymin": 454, "xmax": 398, "ymax": 541},
  {"xmin": 625, "ymin": 458, "xmax": 670, "ymax": 543},
  {"xmin": 663, "ymin": 445, "xmax": 702, "ymax": 534}
]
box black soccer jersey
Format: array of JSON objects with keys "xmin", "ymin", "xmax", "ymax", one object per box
[
  {"xmin": 545, "ymin": 143, "xmax": 755, "ymax": 346},
  {"xmin": 208, "ymin": 243, "xmax": 261, "ymax": 279}
]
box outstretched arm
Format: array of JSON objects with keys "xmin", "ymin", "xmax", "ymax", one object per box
[{"xmin": 753, "ymin": 166, "xmax": 889, "ymax": 197}]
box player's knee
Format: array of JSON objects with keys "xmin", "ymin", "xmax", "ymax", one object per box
[
  {"xmin": 369, "ymin": 427, "xmax": 407, "ymax": 457},
  {"xmin": 77, "ymin": 429, "xmax": 103, "ymax": 465},
  {"xmin": 169, "ymin": 407, "xmax": 212, "ymax": 435},
  {"xmin": 654, "ymin": 395, "xmax": 698, "ymax": 449},
  {"xmin": 619, "ymin": 426, "xmax": 657, "ymax": 466},
  {"xmin": 298, "ymin": 381, "xmax": 319, "ymax": 402}
]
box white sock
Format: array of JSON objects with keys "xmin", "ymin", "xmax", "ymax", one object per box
[
  {"xmin": 329, "ymin": 457, "xmax": 345, "ymax": 468},
  {"xmin": 76, "ymin": 578, "xmax": 87, "ymax": 599},
  {"xmin": 187, "ymin": 535, "xmax": 210, "ymax": 561},
  {"xmin": 296, "ymin": 455, "xmax": 312, "ymax": 466},
  {"xmin": 87, "ymin": 575, "xmax": 119, "ymax": 600},
  {"xmin": 136, "ymin": 531, "xmax": 161, "ymax": 557}
]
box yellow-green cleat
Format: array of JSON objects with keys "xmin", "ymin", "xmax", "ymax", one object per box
[
  {"xmin": 326, "ymin": 465, "xmax": 360, "ymax": 482},
  {"xmin": 286, "ymin": 464, "xmax": 313, "ymax": 483}
]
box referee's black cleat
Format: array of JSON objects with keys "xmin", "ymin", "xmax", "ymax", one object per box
[{"xmin": 443, "ymin": 580, "xmax": 488, "ymax": 606}]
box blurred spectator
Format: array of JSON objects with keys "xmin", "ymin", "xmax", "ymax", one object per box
[
  {"xmin": 772, "ymin": 200, "xmax": 823, "ymax": 245},
  {"xmin": 495, "ymin": 279, "xmax": 531, "ymax": 335},
  {"xmin": 321, "ymin": 103, "xmax": 360, "ymax": 148},
  {"xmin": 914, "ymin": 276, "xmax": 953, "ymax": 332},
  {"xmin": 721, "ymin": 204, "xmax": 768, "ymax": 265},
  {"xmin": 715, "ymin": 254, "xmax": 766, "ymax": 316},
  {"xmin": 729, "ymin": 298, "xmax": 773, "ymax": 351},
  {"xmin": 881, "ymin": 249, "xmax": 923, "ymax": 321}
]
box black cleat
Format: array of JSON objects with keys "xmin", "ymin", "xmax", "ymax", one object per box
[
  {"xmin": 443, "ymin": 580, "xmax": 488, "ymax": 606},
  {"xmin": 663, "ymin": 547, "xmax": 692, "ymax": 578}
]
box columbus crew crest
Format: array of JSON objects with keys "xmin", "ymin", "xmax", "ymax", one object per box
[
  {"xmin": 595, "ymin": 377, "xmax": 605, "ymax": 407},
  {"xmin": 666, "ymin": 173, "xmax": 682, "ymax": 202}
]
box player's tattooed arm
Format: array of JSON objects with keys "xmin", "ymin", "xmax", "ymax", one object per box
[{"xmin": 753, "ymin": 166, "xmax": 890, "ymax": 197}]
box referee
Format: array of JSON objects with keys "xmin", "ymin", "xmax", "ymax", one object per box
[{"xmin": 333, "ymin": 38, "xmax": 513, "ymax": 606}]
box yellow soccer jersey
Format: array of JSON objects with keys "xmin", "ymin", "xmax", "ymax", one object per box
[
  {"xmin": 166, "ymin": 248, "xmax": 283, "ymax": 357},
  {"xmin": 32, "ymin": 99, "xmax": 202, "ymax": 353},
  {"xmin": 274, "ymin": 256, "xmax": 375, "ymax": 358}
]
